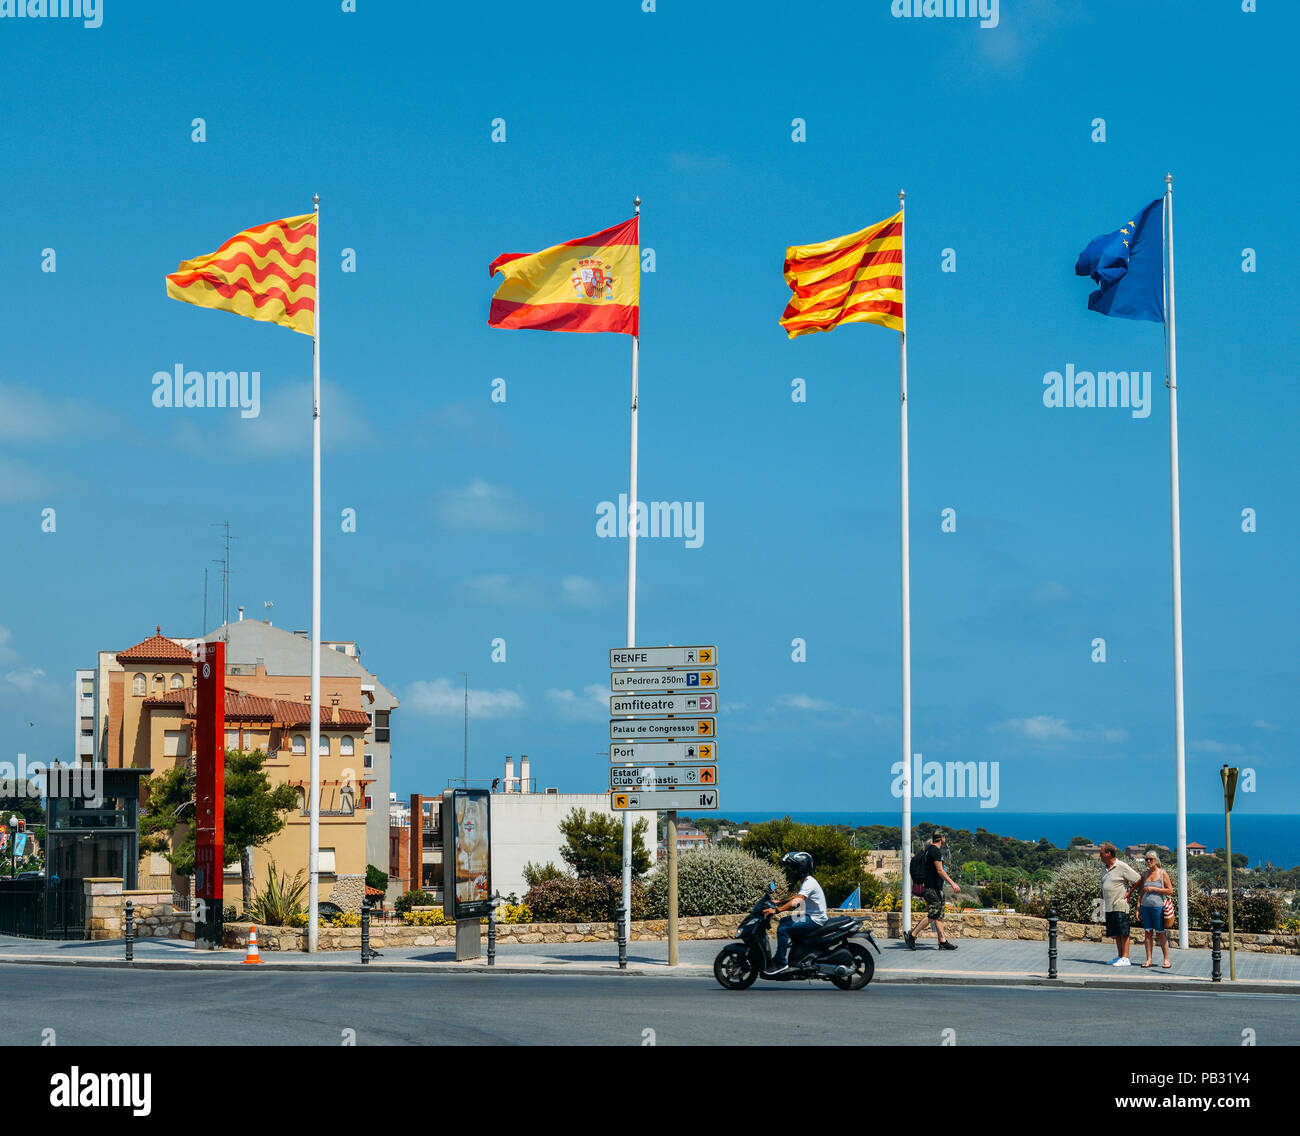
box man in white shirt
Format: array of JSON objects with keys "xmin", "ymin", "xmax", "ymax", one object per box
[
  {"xmin": 1099, "ymin": 842, "xmax": 1141, "ymax": 966},
  {"xmin": 765, "ymin": 851, "xmax": 827, "ymax": 975}
]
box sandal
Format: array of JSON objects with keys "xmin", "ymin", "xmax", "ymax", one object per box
[
  {"xmin": 1141, "ymin": 962, "xmax": 1153, "ymax": 968},
  {"xmin": 1162, "ymin": 962, "xmax": 1172, "ymax": 969}
]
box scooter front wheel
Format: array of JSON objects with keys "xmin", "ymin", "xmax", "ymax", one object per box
[
  {"xmin": 713, "ymin": 944, "xmax": 759, "ymax": 990},
  {"xmin": 831, "ymin": 942, "xmax": 875, "ymax": 991}
]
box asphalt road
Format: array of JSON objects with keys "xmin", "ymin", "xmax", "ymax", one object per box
[{"xmin": 2, "ymin": 964, "xmax": 1297, "ymax": 1046}]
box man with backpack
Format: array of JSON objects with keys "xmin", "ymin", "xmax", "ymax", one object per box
[{"xmin": 903, "ymin": 832, "xmax": 961, "ymax": 950}]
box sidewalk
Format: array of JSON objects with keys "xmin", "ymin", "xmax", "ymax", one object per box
[{"xmin": 1, "ymin": 931, "xmax": 1296, "ymax": 991}]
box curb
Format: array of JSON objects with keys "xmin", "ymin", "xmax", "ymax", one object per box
[{"xmin": 0, "ymin": 953, "xmax": 1296, "ymax": 993}]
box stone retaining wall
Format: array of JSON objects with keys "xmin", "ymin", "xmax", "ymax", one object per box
[
  {"xmin": 83, "ymin": 878, "xmax": 195, "ymax": 941},
  {"xmin": 220, "ymin": 910, "xmax": 1300, "ymax": 954}
]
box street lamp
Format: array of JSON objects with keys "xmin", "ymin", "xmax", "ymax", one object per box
[{"xmin": 8, "ymin": 814, "xmax": 19, "ymax": 879}]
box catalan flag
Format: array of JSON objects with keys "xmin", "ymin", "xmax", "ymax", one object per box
[
  {"xmin": 489, "ymin": 217, "xmax": 638, "ymax": 335},
  {"xmin": 166, "ymin": 214, "xmax": 317, "ymax": 336},
  {"xmin": 780, "ymin": 212, "xmax": 903, "ymax": 338}
]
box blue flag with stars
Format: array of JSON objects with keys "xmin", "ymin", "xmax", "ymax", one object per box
[{"xmin": 1075, "ymin": 197, "xmax": 1165, "ymax": 323}]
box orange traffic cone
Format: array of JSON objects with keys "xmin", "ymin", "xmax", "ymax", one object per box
[{"xmin": 241, "ymin": 925, "xmax": 263, "ymax": 964}]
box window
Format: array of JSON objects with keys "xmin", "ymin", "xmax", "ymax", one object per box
[
  {"xmin": 225, "ymin": 729, "xmax": 239, "ymax": 751},
  {"xmin": 81, "ymin": 678, "xmax": 93, "ymax": 696},
  {"xmin": 374, "ymin": 710, "xmax": 390, "ymax": 743},
  {"xmin": 363, "ymin": 751, "xmax": 373, "ymax": 770},
  {"xmin": 163, "ymin": 730, "xmax": 188, "ymax": 757},
  {"xmin": 295, "ymin": 787, "xmax": 306, "ymax": 811},
  {"xmin": 364, "ymin": 795, "xmax": 373, "ymax": 811},
  {"xmin": 153, "ymin": 674, "xmax": 165, "ymax": 695},
  {"xmin": 169, "ymin": 673, "xmax": 185, "ymax": 690},
  {"xmin": 132, "ymin": 673, "xmax": 146, "ymax": 696},
  {"xmin": 340, "ymin": 736, "xmax": 354, "ymax": 756},
  {"xmin": 318, "ymin": 848, "xmax": 336, "ymax": 874},
  {"xmin": 319, "ymin": 738, "xmax": 330, "ymax": 757},
  {"xmin": 292, "ymin": 735, "xmax": 306, "ymax": 755}
]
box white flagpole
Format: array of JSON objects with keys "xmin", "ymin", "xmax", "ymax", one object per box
[
  {"xmin": 898, "ymin": 189, "xmax": 912, "ymax": 935},
  {"xmin": 1164, "ymin": 173, "xmax": 1188, "ymax": 949},
  {"xmin": 622, "ymin": 196, "xmax": 641, "ymax": 942},
  {"xmin": 308, "ymin": 192, "xmax": 322, "ymax": 952}
]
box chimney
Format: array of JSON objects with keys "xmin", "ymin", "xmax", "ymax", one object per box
[
  {"xmin": 504, "ymin": 755, "xmax": 515, "ymax": 793},
  {"xmin": 519, "ymin": 754, "xmax": 530, "ymax": 794},
  {"xmin": 237, "ymin": 606, "xmax": 244, "ymax": 621}
]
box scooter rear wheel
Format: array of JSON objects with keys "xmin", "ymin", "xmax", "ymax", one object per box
[
  {"xmin": 713, "ymin": 945, "xmax": 759, "ymax": 990},
  {"xmin": 831, "ymin": 942, "xmax": 875, "ymax": 991}
]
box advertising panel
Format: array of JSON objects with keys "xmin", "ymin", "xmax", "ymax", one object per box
[{"xmin": 441, "ymin": 789, "xmax": 492, "ymax": 920}]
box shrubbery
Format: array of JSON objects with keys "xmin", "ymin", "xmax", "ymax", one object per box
[
  {"xmin": 402, "ymin": 908, "xmax": 453, "ymax": 926},
  {"xmin": 496, "ymin": 902, "xmax": 533, "ymax": 924},
  {"xmin": 1042, "ymin": 859, "xmax": 1105, "ymax": 923},
  {"xmin": 523, "ymin": 875, "xmax": 651, "ymax": 922},
  {"xmin": 1188, "ymin": 888, "xmax": 1281, "ymax": 934},
  {"xmin": 644, "ymin": 846, "xmax": 779, "ymax": 918},
  {"xmin": 394, "ymin": 889, "xmax": 436, "ymax": 915}
]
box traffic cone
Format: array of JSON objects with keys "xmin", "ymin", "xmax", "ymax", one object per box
[{"xmin": 241, "ymin": 925, "xmax": 263, "ymax": 964}]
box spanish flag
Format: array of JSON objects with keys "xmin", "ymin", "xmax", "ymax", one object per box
[
  {"xmin": 489, "ymin": 217, "xmax": 638, "ymax": 335},
  {"xmin": 780, "ymin": 212, "xmax": 903, "ymax": 338},
  {"xmin": 166, "ymin": 214, "xmax": 317, "ymax": 336}
]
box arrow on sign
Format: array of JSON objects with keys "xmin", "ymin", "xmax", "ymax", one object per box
[
  {"xmin": 699, "ymin": 768, "xmax": 716, "ymax": 784},
  {"xmin": 699, "ymin": 648, "xmax": 713, "ymax": 664},
  {"xmin": 613, "ymin": 793, "xmax": 629, "ymax": 809}
]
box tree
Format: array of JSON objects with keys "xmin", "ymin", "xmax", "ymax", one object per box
[
  {"xmin": 140, "ymin": 750, "xmax": 299, "ymax": 914},
  {"xmin": 740, "ymin": 817, "xmax": 873, "ymax": 907},
  {"xmin": 366, "ymin": 864, "xmax": 388, "ymax": 892},
  {"xmin": 1211, "ymin": 848, "xmax": 1249, "ymax": 869},
  {"xmin": 558, "ymin": 809, "xmax": 651, "ymax": 878},
  {"xmin": 1069, "ymin": 835, "xmax": 1094, "ymax": 847}
]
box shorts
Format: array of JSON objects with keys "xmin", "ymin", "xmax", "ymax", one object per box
[
  {"xmin": 1140, "ymin": 906, "xmax": 1167, "ymax": 932},
  {"xmin": 1105, "ymin": 910, "xmax": 1131, "ymax": 938},
  {"xmin": 924, "ymin": 888, "xmax": 944, "ymax": 920}
]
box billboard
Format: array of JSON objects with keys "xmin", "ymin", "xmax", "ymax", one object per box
[{"xmin": 441, "ymin": 789, "xmax": 492, "ymax": 920}]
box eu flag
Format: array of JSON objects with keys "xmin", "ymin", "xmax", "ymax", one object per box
[{"xmin": 1075, "ymin": 197, "xmax": 1165, "ymax": 323}]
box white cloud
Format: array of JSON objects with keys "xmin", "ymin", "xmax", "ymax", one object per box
[
  {"xmin": 3, "ymin": 667, "xmax": 58, "ymax": 699},
  {"xmin": 0, "ymin": 627, "xmax": 18, "ymax": 666},
  {"xmin": 996, "ymin": 716, "xmax": 1128, "ymax": 746},
  {"xmin": 560, "ymin": 575, "xmax": 604, "ymax": 608},
  {"xmin": 1252, "ymin": 720, "xmax": 1278, "ymax": 731},
  {"xmin": 0, "ymin": 382, "xmax": 123, "ymax": 443},
  {"xmin": 1193, "ymin": 739, "xmax": 1244, "ymax": 755},
  {"xmin": 774, "ymin": 693, "xmax": 837, "ymax": 712},
  {"xmin": 546, "ymin": 685, "xmax": 608, "ymax": 722},
  {"xmin": 405, "ymin": 678, "xmax": 524, "ymax": 719},
  {"xmin": 456, "ymin": 574, "xmax": 540, "ymax": 607},
  {"xmin": 436, "ymin": 479, "xmax": 534, "ymax": 532},
  {"xmin": 0, "ymin": 457, "xmax": 57, "ymax": 503}
]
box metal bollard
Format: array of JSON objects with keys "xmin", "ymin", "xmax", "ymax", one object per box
[
  {"xmin": 488, "ymin": 903, "xmax": 497, "ymax": 967},
  {"xmin": 616, "ymin": 902, "xmax": 627, "ymax": 971},
  {"xmin": 1047, "ymin": 908, "xmax": 1058, "ymax": 980},
  {"xmin": 361, "ymin": 901, "xmax": 371, "ymax": 964},
  {"xmin": 124, "ymin": 899, "xmax": 134, "ymax": 964},
  {"xmin": 1211, "ymin": 915, "xmax": 1222, "ymax": 982}
]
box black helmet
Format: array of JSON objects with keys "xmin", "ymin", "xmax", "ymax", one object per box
[{"xmin": 781, "ymin": 851, "xmax": 814, "ymax": 879}]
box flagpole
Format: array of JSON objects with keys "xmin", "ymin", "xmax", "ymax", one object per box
[
  {"xmin": 307, "ymin": 192, "xmax": 322, "ymax": 952},
  {"xmin": 1164, "ymin": 173, "xmax": 1188, "ymax": 949},
  {"xmin": 898, "ymin": 189, "xmax": 912, "ymax": 935},
  {"xmin": 622, "ymin": 195, "xmax": 641, "ymax": 945}
]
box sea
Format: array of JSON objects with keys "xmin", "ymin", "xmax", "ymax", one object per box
[{"xmin": 730, "ymin": 812, "xmax": 1300, "ymax": 870}]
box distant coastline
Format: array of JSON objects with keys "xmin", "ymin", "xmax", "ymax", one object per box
[{"xmin": 727, "ymin": 812, "xmax": 1300, "ymax": 870}]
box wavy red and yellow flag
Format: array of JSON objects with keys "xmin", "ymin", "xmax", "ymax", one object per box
[
  {"xmin": 166, "ymin": 214, "xmax": 317, "ymax": 336},
  {"xmin": 489, "ymin": 217, "xmax": 638, "ymax": 335},
  {"xmin": 780, "ymin": 212, "xmax": 902, "ymax": 338}
]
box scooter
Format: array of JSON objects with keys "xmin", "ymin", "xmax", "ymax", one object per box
[{"xmin": 713, "ymin": 882, "xmax": 880, "ymax": 990}]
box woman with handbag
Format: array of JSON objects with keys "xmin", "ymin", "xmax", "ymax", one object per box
[{"xmin": 1137, "ymin": 849, "xmax": 1173, "ymax": 969}]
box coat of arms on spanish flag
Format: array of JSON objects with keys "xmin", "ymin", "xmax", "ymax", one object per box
[
  {"xmin": 780, "ymin": 212, "xmax": 903, "ymax": 338},
  {"xmin": 489, "ymin": 217, "xmax": 639, "ymax": 334},
  {"xmin": 166, "ymin": 214, "xmax": 317, "ymax": 336}
]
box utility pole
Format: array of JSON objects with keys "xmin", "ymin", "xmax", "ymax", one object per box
[
  {"xmin": 461, "ymin": 672, "xmax": 468, "ymax": 784},
  {"xmin": 211, "ymin": 521, "xmax": 237, "ymax": 640}
]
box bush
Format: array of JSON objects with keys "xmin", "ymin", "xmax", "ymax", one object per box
[
  {"xmin": 324, "ymin": 910, "xmax": 361, "ymax": 928},
  {"xmin": 394, "ymin": 889, "xmax": 436, "ymax": 915},
  {"xmin": 402, "ymin": 908, "xmax": 453, "ymax": 926},
  {"xmin": 249, "ymin": 862, "xmax": 307, "ymax": 927},
  {"xmin": 497, "ymin": 902, "xmax": 533, "ymax": 924},
  {"xmin": 366, "ymin": 864, "xmax": 388, "ymax": 892},
  {"xmin": 1043, "ymin": 859, "xmax": 1105, "ymax": 923},
  {"xmin": 1280, "ymin": 916, "xmax": 1300, "ymax": 934},
  {"xmin": 522, "ymin": 861, "xmax": 566, "ymax": 888},
  {"xmin": 1188, "ymin": 888, "xmax": 1282, "ymax": 934},
  {"xmin": 644, "ymin": 847, "xmax": 779, "ymax": 918},
  {"xmin": 524, "ymin": 876, "xmax": 652, "ymax": 923},
  {"xmin": 286, "ymin": 911, "xmax": 308, "ymax": 928}
]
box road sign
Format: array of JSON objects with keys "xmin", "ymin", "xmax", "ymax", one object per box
[
  {"xmin": 609, "ymin": 692, "xmax": 717, "ymax": 716},
  {"xmin": 610, "ymin": 766, "xmax": 718, "ymax": 790},
  {"xmin": 610, "ymin": 717, "xmax": 715, "ymax": 740},
  {"xmin": 610, "ymin": 789, "xmax": 719, "ymax": 811},
  {"xmin": 610, "ymin": 668, "xmax": 717, "ymax": 692},
  {"xmin": 609, "ymin": 645, "xmax": 717, "ymax": 669},
  {"xmin": 609, "ymin": 740, "xmax": 717, "ymax": 764}
]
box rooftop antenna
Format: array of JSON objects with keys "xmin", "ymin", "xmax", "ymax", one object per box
[{"xmin": 211, "ymin": 521, "xmax": 238, "ymax": 642}]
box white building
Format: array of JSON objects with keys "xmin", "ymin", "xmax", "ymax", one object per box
[{"xmin": 73, "ymin": 668, "xmax": 96, "ymax": 766}]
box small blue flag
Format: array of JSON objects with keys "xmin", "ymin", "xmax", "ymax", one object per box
[
  {"xmin": 839, "ymin": 886, "xmax": 861, "ymax": 909},
  {"xmin": 1075, "ymin": 198, "xmax": 1165, "ymax": 323}
]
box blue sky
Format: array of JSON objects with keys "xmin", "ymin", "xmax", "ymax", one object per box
[{"xmin": 0, "ymin": 0, "xmax": 1294, "ymax": 819}]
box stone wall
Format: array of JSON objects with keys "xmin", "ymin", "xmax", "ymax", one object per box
[
  {"xmin": 220, "ymin": 910, "xmax": 1300, "ymax": 955},
  {"xmin": 82, "ymin": 878, "xmax": 195, "ymax": 941},
  {"xmin": 328, "ymin": 874, "xmax": 366, "ymax": 914}
]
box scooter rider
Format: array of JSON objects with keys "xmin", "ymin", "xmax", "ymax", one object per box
[{"xmin": 764, "ymin": 851, "xmax": 828, "ymax": 975}]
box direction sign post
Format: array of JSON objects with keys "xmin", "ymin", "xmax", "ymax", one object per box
[
  {"xmin": 610, "ymin": 766, "xmax": 717, "ymax": 790},
  {"xmin": 609, "ymin": 645, "xmax": 716, "ymax": 669},
  {"xmin": 610, "ymin": 692, "xmax": 717, "ymax": 716},
  {"xmin": 609, "ymin": 789, "xmax": 720, "ymax": 811},
  {"xmin": 609, "ymin": 740, "xmax": 716, "ymax": 765}
]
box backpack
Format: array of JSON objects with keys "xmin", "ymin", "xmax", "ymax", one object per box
[{"xmin": 909, "ymin": 851, "xmax": 927, "ymax": 897}]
